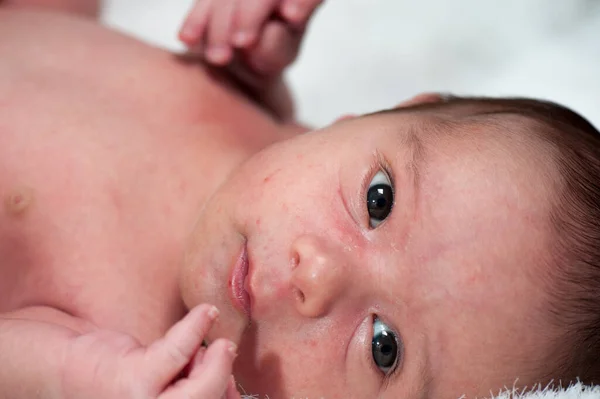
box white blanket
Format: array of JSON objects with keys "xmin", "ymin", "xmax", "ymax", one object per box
[
  {"xmin": 237, "ymin": 383, "xmax": 600, "ymax": 398},
  {"xmin": 495, "ymin": 383, "xmax": 600, "ymax": 399}
]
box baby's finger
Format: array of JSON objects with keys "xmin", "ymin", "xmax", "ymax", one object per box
[
  {"xmin": 142, "ymin": 305, "xmax": 219, "ymax": 392},
  {"xmin": 205, "ymin": 0, "xmax": 235, "ymax": 65},
  {"xmin": 231, "ymin": 0, "xmax": 279, "ymax": 48},
  {"xmin": 188, "ymin": 338, "xmax": 235, "ymax": 380},
  {"xmin": 168, "ymin": 339, "xmax": 237, "ymax": 399},
  {"xmin": 179, "ymin": 0, "xmax": 213, "ymax": 46},
  {"xmin": 225, "ymin": 376, "xmax": 242, "ymax": 399},
  {"xmin": 190, "ymin": 344, "xmax": 207, "ymax": 369},
  {"xmin": 280, "ymin": 0, "xmax": 323, "ymax": 27},
  {"xmin": 245, "ymin": 20, "xmax": 301, "ymax": 75}
]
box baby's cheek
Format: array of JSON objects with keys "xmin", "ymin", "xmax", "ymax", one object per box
[
  {"xmin": 327, "ymin": 195, "xmax": 368, "ymax": 254},
  {"xmin": 278, "ymin": 319, "xmax": 360, "ymax": 395}
]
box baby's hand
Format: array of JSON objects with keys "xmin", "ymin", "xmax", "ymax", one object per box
[
  {"xmin": 179, "ymin": 0, "xmax": 323, "ymax": 76},
  {"xmin": 62, "ymin": 304, "xmax": 240, "ymax": 399}
]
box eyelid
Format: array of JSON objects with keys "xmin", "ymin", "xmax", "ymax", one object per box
[
  {"xmin": 360, "ymin": 151, "xmax": 396, "ymax": 229},
  {"xmin": 369, "ymin": 313, "xmax": 404, "ymax": 387}
]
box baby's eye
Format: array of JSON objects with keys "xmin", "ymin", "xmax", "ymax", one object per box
[
  {"xmin": 372, "ymin": 316, "xmax": 401, "ymax": 376},
  {"xmin": 367, "ymin": 170, "xmax": 394, "ymax": 228}
]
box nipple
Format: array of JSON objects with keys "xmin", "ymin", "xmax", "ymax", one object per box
[{"xmin": 4, "ymin": 186, "xmax": 34, "ymax": 217}]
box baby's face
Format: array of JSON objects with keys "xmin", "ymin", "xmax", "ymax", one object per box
[{"xmin": 182, "ymin": 106, "xmax": 559, "ymax": 398}]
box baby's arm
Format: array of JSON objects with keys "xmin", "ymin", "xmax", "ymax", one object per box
[
  {"xmin": 0, "ymin": 305, "xmax": 239, "ymax": 399},
  {"xmin": 0, "ymin": 307, "xmax": 85, "ymax": 398},
  {"xmin": 1, "ymin": 0, "xmax": 100, "ymax": 18},
  {"xmin": 179, "ymin": 0, "xmax": 323, "ymax": 122}
]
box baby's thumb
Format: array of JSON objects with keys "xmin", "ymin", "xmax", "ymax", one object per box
[
  {"xmin": 142, "ymin": 305, "xmax": 219, "ymax": 392},
  {"xmin": 225, "ymin": 376, "xmax": 242, "ymax": 399}
]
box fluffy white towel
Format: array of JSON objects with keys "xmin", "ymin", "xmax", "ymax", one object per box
[
  {"xmin": 236, "ymin": 383, "xmax": 600, "ymax": 398},
  {"xmin": 494, "ymin": 383, "xmax": 600, "ymax": 399}
]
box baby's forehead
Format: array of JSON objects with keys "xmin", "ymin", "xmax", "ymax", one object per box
[
  {"xmin": 363, "ymin": 99, "xmax": 564, "ymax": 198},
  {"xmin": 376, "ymin": 98, "xmax": 538, "ymax": 128},
  {"xmin": 379, "ymin": 95, "xmax": 597, "ymax": 147},
  {"xmin": 370, "ymin": 97, "xmax": 561, "ymax": 155},
  {"xmin": 366, "ymin": 102, "xmax": 517, "ymax": 148}
]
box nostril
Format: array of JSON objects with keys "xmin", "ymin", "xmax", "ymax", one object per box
[
  {"xmin": 290, "ymin": 235, "xmax": 346, "ymax": 318},
  {"xmin": 290, "ymin": 251, "xmax": 300, "ymax": 270},
  {"xmin": 293, "ymin": 287, "xmax": 305, "ymax": 304}
]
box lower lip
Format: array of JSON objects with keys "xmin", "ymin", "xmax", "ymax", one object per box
[{"xmin": 229, "ymin": 244, "xmax": 251, "ymax": 318}]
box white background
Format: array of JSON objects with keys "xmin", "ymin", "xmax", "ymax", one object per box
[{"xmin": 102, "ymin": 0, "xmax": 600, "ymax": 128}]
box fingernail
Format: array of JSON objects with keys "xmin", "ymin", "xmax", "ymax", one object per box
[
  {"xmin": 179, "ymin": 24, "xmax": 198, "ymax": 43},
  {"xmin": 208, "ymin": 306, "xmax": 219, "ymax": 320},
  {"xmin": 232, "ymin": 31, "xmax": 252, "ymax": 47},
  {"xmin": 283, "ymin": 2, "xmax": 301, "ymax": 20},
  {"xmin": 228, "ymin": 342, "xmax": 238, "ymax": 357}
]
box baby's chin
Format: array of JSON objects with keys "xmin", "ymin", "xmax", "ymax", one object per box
[
  {"xmin": 204, "ymin": 304, "xmax": 248, "ymax": 347},
  {"xmin": 179, "ymin": 265, "xmax": 249, "ymax": 347},
  {"xmin": 187, "ymin": 268, "xmax": 250, "ymax": 346}
]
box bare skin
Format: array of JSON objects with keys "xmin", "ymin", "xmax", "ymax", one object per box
[
  {"xmin": 182, "ymin": 107, "xmax": 560, "ymax": 398},
  {"xmin": 0, "ymin": 0, "xmax": 317, "ymax": 397},
  {"xmin": 2, "ymin": 0, "xmax": 99, "ymax": 16},
  {"xmin": 0, "ymin": 1, "xmax": 563, "ymax": 398}
]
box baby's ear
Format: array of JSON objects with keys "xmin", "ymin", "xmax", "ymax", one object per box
[
  {"xmin": 333, "ymin": 114, "xmax": 357, "ymax": 124},
  {"xmin": 395, "ymin": 92, "xmax": 450, "ymax": 108}
]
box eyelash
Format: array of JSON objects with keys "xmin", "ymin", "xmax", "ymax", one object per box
[
  {"xmin": 360, "ymin": 151, "xmax": 395, "ymax": 229},
  {"xmin": 359, "ymin": 155, "xmax": 401, "ymax": 384},
  {"xmin": 365, "ymin": 314, "xmax": 403, "ymax": 386}
]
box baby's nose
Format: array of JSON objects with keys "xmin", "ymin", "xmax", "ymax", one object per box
[{"xmin": 290, "ymin": 234, "xmax": 350, "ymax": 318}]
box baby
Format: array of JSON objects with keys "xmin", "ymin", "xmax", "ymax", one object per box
[{"xmin": 0, "ymin": 0, "xmax": 599, "ymax": 398}]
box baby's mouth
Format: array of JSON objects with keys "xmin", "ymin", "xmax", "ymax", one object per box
[{"xmin": 229, "ymin": 243, "xmax": 252, "ymax": 319}]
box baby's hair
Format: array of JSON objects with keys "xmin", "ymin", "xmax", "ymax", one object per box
[
  {"xmin": 382, "ymin": 96, "xmax": 600, "ymax": 384},
  {"xmin": 516, "ymin": 98, "xmax": 600, "ymax": 385}
]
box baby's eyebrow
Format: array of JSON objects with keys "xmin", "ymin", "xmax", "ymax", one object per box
[{"xmin": 400, "ymin": 129, "xmax": 425, "ymax": 199}]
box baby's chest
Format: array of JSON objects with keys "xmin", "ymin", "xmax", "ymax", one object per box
[
  {"xmin": 0, "ymin": 106, "xmax": 192, "ymax": 342},
  {"xmin": 0, "ymin": 12, "xmax": 279, "ymax": 341}
]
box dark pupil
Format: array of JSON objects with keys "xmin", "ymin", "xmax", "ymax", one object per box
[
  {"xmin": 367, "ymin": 184, "xmax": 393, "ymax": 220},
  {"xmin": 372, "ymin": 330, "xmax": 397, "ymax": 368}
]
